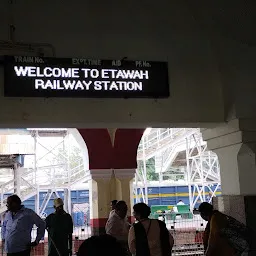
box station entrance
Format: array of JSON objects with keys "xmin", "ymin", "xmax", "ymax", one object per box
[{"xmin": 0, "ymin": 127, "xmax": 221, "ymax": 255}]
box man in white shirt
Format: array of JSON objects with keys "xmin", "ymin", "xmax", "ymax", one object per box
[
  {"xmin": 105, "ymin": 201, "xmax": 129, "ymax": 242},
  {"xmin": 105, "ymin": 200, "xmax": 130, "ymax": 255},
  {"xmin": 109, "ymin": 200, "xmax": 118, "ymax": 218},
  {"xmin": 177, "ymin": 200, "xmax": 185, "ymax": 205}
]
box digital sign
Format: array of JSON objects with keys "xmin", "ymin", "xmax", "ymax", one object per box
[{"xmin": 4, "ymin": 56, "xmax": 169, "ymax": 98}]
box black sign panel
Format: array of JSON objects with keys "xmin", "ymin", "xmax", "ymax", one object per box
[{"xmin": 3, "ymin": 56, "xmax": 169, "ymax": 98}]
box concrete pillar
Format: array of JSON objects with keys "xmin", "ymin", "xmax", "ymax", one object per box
[
  {"xmin": 201, "ymin": 118, "xmax": 256, "ymax": 245},
  {"xmin": 89, "ymin": 169, "xmax": 136, "ymax": 235},
  {"xmin": 114, "ymin": 169, "xmax": 135, "ymax": 221},
  {"xmin": 89, "ymin": 169, "xmax": 114, "ymax": 235}
]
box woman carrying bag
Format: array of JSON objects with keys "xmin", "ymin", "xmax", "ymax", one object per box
[{"xmin": 128, "ymin": 203, "xmax": 174, "ymax": 256}]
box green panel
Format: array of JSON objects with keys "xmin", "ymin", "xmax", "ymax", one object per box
[
  {"xmin": 177, "ymin": 205, "xmax": 190, "ymax": 213},
  {"xmin": 176, "ymin": 205, "xmax": 193, "ymax": 219}
]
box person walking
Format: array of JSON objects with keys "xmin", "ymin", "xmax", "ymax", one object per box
[
  {"xmin": 128, "ymin": 202, "xmax": 174, "ymax": 256},
  {"xmin": 199, "ymin": 202, "xmax": 252, "ymax": 256},
  {"xmin": 45, "ymin": 198, "xmax": 73, "ymax": 256},
  {"xmin": 105, "ymin": 201, "xmax": 130, "ymax": 254},
  {"xmin": 109, "ymin": 200, "xmax": 118, "ymax": 218},
  {"xmin": 1, "ymin": 194, "xmax": 45, "ymax": 256}
]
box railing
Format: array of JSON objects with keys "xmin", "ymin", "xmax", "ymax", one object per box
[
  {"xmin": 0, "ymin": 165, "xmax": 90, "ymax": 215},
  {"xmin": 0, "ymin": 172, "xmax": 38, "ymax": 213},
  {"xmin": 137, "ymin": 128, "xmax": 198, "ymax": 160},
  {"xmin": 168, "ymin": 214, "xmax": 205, "ymax": 255},
  {"xmin": 156, "ymin": 133, "xmax": 200, "ymax": 174},
  {"xmin": 143, "ymin": 129, "xmax": 201, "ymax": 174},
  {"xmin": 0, "ymin": 213, "xmax": 206, "ymax": 256},
  {"xmin": 0, "ymin": 224, "xmax": 92, "ymax": 256},
  {"xmin": 0, "ymin": 218, "xmax": 205, "ymax": 256},
  {"xmin": 22, "ymin": 161, "xmax": 89, "ymax": 188}
]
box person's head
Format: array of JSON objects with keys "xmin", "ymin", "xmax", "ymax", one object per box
[
  {"xmin": 110, "ymin": 200, "xmax": 118, "ymax": 211},
  {"xmin": 199, "ymin": 202, "xmax": 214, "ymax": 221},
  {"xmin": 133, "ymin": 203, "xmax": 151, "ymax": 221},
  {"xmin": 54, "ymin": 198, "xmax": 64, "ymax": 213},
  {"xmin": 115, "ymin": 201, "xmax": 128, "ymax": 219},
  {"xmin": 179, "ymin": 200, "xmax": 183, "ymax": 202},
  {"xmin": 6, "ymin": 195, "xmax": 22, "ymax": 212},
  {"xmin": 77, "ymin": 235, "xmax": 125, "ymax": 256}
]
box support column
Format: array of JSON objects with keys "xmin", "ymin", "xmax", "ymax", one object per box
[
  {"xmin": 35, "ymin": 186, "xmax": 40, "ymax": 214},
  {"xmin": 13, "ymin": 163, "xmax": 21, "ymax": 196},
  {"xmin": 89, "ymin": 169, "xmax": 115, "ymax": 235},
  {"xmin": 114, "ymin": 169, "xmax": 135, "ymax": 223},
  {"xmin": 201, "ymin": 118, "xmax": 256, "ymax": 238},
  {"xmin": 64, "ymin": 188, "xmax": 72, "ymax": 214}
]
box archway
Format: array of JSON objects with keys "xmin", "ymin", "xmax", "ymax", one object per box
[{"xmin": 135, "ymin": 128, "xmax": 221, "ymax": 253}]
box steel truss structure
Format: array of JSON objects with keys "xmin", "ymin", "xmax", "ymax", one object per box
[
  {"xmin": 135, "ymin": 128, "xmax": 221, "ymax": 209},
  {"xmin": 0, "ymin": 129, "xmax": 89, "ymax": 216},
  {"xmin": 186, "ymin": 131, "xmax": 220, "ymax": 210}
]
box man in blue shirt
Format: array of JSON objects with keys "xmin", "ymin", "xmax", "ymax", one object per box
[{"xmin": 2, "ymin": 195, "xmax": 46, "ymax": 256}]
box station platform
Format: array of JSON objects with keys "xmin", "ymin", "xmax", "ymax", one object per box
[{"xmin": 0, "ymin": 214, "xmax": 205, "ymax": 256}]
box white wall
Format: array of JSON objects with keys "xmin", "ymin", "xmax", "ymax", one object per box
[
  {"xmin": 0, "ymin": 1, "xmax": 225, "ymax": 128},
  {"xmin": 69, "ymin": 129, "xmax": 89, "ymax": 171}
]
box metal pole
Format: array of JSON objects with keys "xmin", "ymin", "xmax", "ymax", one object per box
[
  {"xmin": 142, "ymin": 136, "xmax": 148, "ymax": 204},
  {"xmin": 135, "ymin": 170, "xmax": 139, "ymax": 203},
  {"xmin": 186, "ymin": 137, "xmax": 193, "ymax": 211},
  {"xmin": 67, "ymin": 131, "xmax": 71, "ymax": 187},
  {"xmin": 35, "ymin": 185, "xmax": 40, "ymax": 214},
  {"xmin": 67, "ymin": 131, "xmax": 72, "ymax": 214},
  {"xmin": 34, "ymin": 131, "xmax": 37, "ymax": 187},
  {"xmin": 13, "ymin": 162, "xmax": 21, "ymax": 196},
  {"xmin": 34, "ymin": 132, "xmax": 40, "ymax": 214},
  {"xmin": 199, "ymin": 140, "xmax": 206, "ymax": 202}
]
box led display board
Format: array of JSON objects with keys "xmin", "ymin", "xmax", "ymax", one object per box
[{"xmin": 4, "ymin": 56, "xmax": 169, "ymax": 98}]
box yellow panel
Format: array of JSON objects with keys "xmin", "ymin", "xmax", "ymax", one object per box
[{"xmin": 134, "ymin": 191, "xmax": 222, "ymax": 199}]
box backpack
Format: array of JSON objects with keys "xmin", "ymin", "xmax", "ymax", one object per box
[{"xmin": 221, "ymin": 214, "xmax": 252, "ymax": 253}]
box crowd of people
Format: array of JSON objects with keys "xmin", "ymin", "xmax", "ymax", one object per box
[{"xmin": 0, "ymin": 194, "xmax": 254, "ymax": 256}]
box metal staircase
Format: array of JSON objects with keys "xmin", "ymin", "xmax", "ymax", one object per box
[
  {"xmin": 0, "ymin": 168, "xmax": 38, "ymax": 213},
  {"xmin": 138, "ymin": 128, "xmax": 201, "ymax": 174},
  {"xmin": 137, "ymin": 128, "xmax": 196, "ymax": 160},
  {"xmin": 0, "ymin": 165, "xmax": 90, "ymax": 216},
  {"xmin": 135, "ymin": 128, "xmax": 201, "ymax": 204},
  {"xmin": 135, "ymin": 128, "xmax": 221, "ymax": 207},
  {"xmin": 0, "ymin": 129, "xmax": 90, "ymax": 216},
  {"xmin": 154, "ymin": 129, "xmax": 202, "ymax": 173}
]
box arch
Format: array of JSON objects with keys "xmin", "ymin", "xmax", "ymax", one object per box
[
  {"xmin": 77, "ymin": 128, "xmax": 145, "ymax": 170},
  {"xmin": 113, "ymin": 129, "xmax": 145, "ymax": 169},
  {"xmin": 69, "ymin": 128, "xmax": 89, "ymax": 171},
  {"xmin": 78, "ymin": 129, "xmax": 113, "ymax": 169}
]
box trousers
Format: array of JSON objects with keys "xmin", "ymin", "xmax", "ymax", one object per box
[{"xmin": 7, "ymin": 249, "xmax": 31, "ymax": 256}]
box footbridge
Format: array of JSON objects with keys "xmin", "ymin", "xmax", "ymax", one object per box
[
  {"xmin": 0, "ymin": 129, "xmax": 90, "ymax": 216},
  {"xmin": 136, "ymin": 128, "xmax": 221, "ymax": 209}
]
